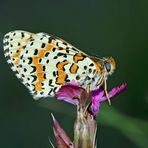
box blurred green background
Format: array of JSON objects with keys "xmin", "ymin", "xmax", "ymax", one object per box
[{"xmin": 0, "ymin": 0, "xmax": 148, "ymax": 147}]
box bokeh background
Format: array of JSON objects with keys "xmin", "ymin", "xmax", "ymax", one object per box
[{"xmin": 0, "ymin": 0, "xmax": 148, "ymax": 148}]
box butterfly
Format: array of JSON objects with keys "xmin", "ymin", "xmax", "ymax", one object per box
[{"xmin": 3, "ymin": 30, "xmax": 116, "ymax": 103}]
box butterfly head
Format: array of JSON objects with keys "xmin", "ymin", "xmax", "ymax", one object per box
[{"xmin": 103, "ymin": 56, "xmax": 116, "ymax": 75}]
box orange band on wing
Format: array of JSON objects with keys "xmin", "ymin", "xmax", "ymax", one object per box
[
  {"xmin": 56, "ymin": 60, "xmax": 69, "ymax": 84},
  {"xmin": 45, "ymin": 44, "xmax": 54, "ymax": 51},
  {"xmin": 14, "ymin": 59, "xmax": 19, "ymax": 65},
  {"xmin": 70, "ymin": 63, "xmax": 78, "ymax": 74},
  {"xmin": 32, "ymin": 57, "xmax": 39, "ymax": 65},
  {"xmin": 33, "ymin": 40, "xmax": 58, "ymax": 92},
  {"xmin": 35, "ymin": 81, "xmax": 42, "ymax": 92},
  {"xmin": 38, "ymin": 50, "xmax": 46, "ymax": 57},
  {"xmin": 37, "ymin": 72, "xmax": 44, "ymax": 81},
  {"xmin": 12, "ymin": 49, "xmax": 21, "ymax": 58},
  {"xmin": 36, "ymin": 64, "xmax": 43, "ymax": 73},
  {"xmin": 73, "ymin": 53, "xmax": 85, "ymax": 63}
]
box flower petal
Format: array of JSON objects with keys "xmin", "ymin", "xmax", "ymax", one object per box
[
  {"xmin": 51, "ymin": 113, "xmax": 73, "ymax": 148},
  {"xmin": 100, "ymin": 83, "xmax": 127, "ymax": 102},
  {"xmin": 91, "ymin": 101, "xmax": 100, "ymax": 115},
  {"xmin": 91, "ymin": 87, "xmax": 104, "ymax": 102},
  {"xmin": 91, "ymin": 83, "xmax": 127, "ymax": 115},
  {"xmin": 55, "ymin": 83, "xmax": 84, "ymax": 105}
]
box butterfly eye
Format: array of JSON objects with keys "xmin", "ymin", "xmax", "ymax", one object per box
[{"xmin": 104, "ymin": 61, "xmax": 111, "ymax": 72}]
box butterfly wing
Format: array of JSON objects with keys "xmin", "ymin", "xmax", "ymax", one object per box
[{"xmin": 3, "ymin": 30, "xmax": 100, "ymax": 99}]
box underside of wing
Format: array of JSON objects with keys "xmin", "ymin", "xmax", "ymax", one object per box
[{"xmin": 3, "ymin": 30, "xmax": 99, "ymax": 99}]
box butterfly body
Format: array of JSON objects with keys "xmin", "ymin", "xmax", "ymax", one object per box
[{"xmin": 3, "ymin": 31, "xmax": 115, "ymax": 99}]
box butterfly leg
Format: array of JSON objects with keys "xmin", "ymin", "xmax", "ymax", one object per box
[{"xmin": 103, "ymin": 74, "xmax": 111, "ymax": 105}]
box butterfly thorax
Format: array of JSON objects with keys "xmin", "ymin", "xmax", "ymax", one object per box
[{"xmin": 87, "ymin": 56, "xmax": 116, "ymax": 90}]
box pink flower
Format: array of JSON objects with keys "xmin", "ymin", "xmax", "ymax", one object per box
[
  {"xmin": 55, "ymin": 80, "xmax": 84, "ymax": 105},
  {"xmin": 55, "ymin": 81, "xmax": 127, "ymax": 115},
  {"xmin": 91, "ymin": 83, "xmax": 127, "ymax": 115}
]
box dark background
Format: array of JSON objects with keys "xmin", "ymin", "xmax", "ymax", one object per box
[{"xmin": 0, "ymin": 0, "xmax": 148, "ymax": 148}]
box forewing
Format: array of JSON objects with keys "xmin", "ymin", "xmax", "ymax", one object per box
[{"xmin": 3, "ymin": 31, "xmax": 98, "ymax": 99}]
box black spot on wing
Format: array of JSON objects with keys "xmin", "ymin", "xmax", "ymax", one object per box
[
  {"xmin": 53, "ymin": 71, "xmax": 57, "ymax": 77},
  {"xmin": 39, "ymin": 59, "xmax": 42, "ymax": 63},
  {"xmin": 48, "ymin": 88, "xmax": 53, "ymax": 95},
  {"xmin": 57, "ymin": 52, "xmax": 67, "ymax": 58},
  {"xmin": 89, "ymin": 68, "xmax": 92, "ymax": 73},
  {"xmin": 31, "ymin": 75, "xmax": 37, "ymax": 82},
  {"xmin": 31, "ymin": 66, "xmax": 36, "ymax": 73},
  {"xmin": 41, "ymin": 43, "xmax": 45, "ymax": 48},
  {"xmin": 4, "ymin": 41, "xmax": 9, "ymax": 46},
  {"xmin": 65, "ymin": 75, "xmax": 70, "ymax": 82},
  {"xmin": 76, "ymin": 75, "xmax": 80, "ymax": 80},
  {"xmin": 53, "ymin": 56, "xmax": 58, "ymax": 59},
  {"xmin": 43, "ymin": 66, "xmax": 46, "ymax": 71},
  {"xmin": 43, "ymin": 74, "xmax": 46, "ymax": 79},
  {"xmin": 46, "ymin": 59, "xmax": 49, "ymax": 64},
  {"xmin": 30, "ymin": 42, "xmax": 34, "ymax": 46},
  {"xmin": 4, "ymin": 48, "xmax": 9, "ymax": 54},
  {"xmin": 45, "ymin": 52, "xmax": 50, "ymax": 57},
  {"xmin": 21, "ymin": 32, "xmax": 24, "ymax": 38},
  {"xmin": 48, "ymin": 36, "xmax": 55, "ymax": 43},
  {"xmin": 52, "ymin": 48, "xmax": 56, "ymax": 52},
  {"xmin": 84, "ymin": 65, "xmax": 87, "ymax": 70},
  {"xmin": 24, "ymin": 68, "xmax": 27, "ymax": 72},
  {"xmin": 34, "ymin": 49, "xmax": 38, "ymax": 55},
  {"xmin": 13, "ymin": 32, "xmax": 16, "ymax": 36},
  {"xmin": 89, "ymin": 63, "xmax": 94, "ymax": 67},
  {"xmin": 63, "ymin": 42, "xmax": 67, "ymax": 46},
  {"xmin": 71, "ymin": 47, "xmax": 77, "ymax": 51},
  {"xmin": 53, "ymin": 87, "xmax": 58, "ymax": 93},
  {"xmin": 49, "ymin": 79, "xmax": 53, "ymax": 86},
  {"xmin": 25, "ymin": 83, "xmax": 30, "ymax": 87},
  {"xmin": 5, "ymin": 35, "xmax": 9, "ymax": 39},
  {"xmin": 28, "ymin": 58, "xmax": 32, "ymax": 64}
]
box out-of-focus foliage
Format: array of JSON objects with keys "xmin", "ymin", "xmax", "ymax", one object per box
[{"xmin": 0, "ymin": 0, "xmax": 148, "ymax": 148}]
